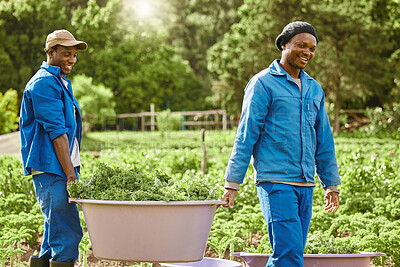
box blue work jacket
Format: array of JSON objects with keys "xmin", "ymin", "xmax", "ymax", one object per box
[
  {"xmin": 20, "ymin": 62, "xmax": 82, "ymax": 179},
  {"xmin": 224, "ymin": 60, "xmax": 341, "ymax": 188}
]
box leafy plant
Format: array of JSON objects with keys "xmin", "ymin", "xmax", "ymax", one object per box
[
  {"xmin": 68, "ymin": 163, "xmax": 221, "ymax": 201},
  {"xmin": 1, "ymin": 131, "xmax": 400, "ymax": 266},
  {"xmin": 78, "ymin": 233, "xmax": 91, "ymax": 267}
]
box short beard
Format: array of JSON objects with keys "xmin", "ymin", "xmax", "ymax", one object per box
[{"xmin": 288, "ymin": 59, "xmax": 305, "ymax": 70}]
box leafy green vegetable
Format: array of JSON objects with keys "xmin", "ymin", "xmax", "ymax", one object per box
[{"xmin": 68, "ymin": 163, "xmax": 220, "ymax": 201}]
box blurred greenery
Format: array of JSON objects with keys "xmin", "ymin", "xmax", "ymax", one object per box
[
  {"xmin": 72, "ymin": 74, "xmax": 116, "ymax": 133},
  {"xmin": 156, "ymin": 109, "xmax": 183, "ymax": 132},
  {"xmin": 0, "ymin": 0, "xmax": 399, "ymax": 134},
  {"xmin": 0, "ymin": 89, "xmax": 18, "ymax": 134}
]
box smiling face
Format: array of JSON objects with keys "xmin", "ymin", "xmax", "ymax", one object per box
[
  {"xmin": 280, "ymin": 33, "xmax": 317, "ymax": 78},
  {"xmin": 47, "ymin": 45, "xmax": 78, "ymax": 76}
]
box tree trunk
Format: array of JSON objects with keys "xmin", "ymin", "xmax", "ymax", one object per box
[{"xmin": 333, "ymin": 78, "xmax": 341, "ymax": 133}]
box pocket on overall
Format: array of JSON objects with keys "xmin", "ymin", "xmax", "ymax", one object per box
[
  {"xmin": 305, "ymin": 99, "xmax": 320, "ymax": 123},
  {"xmin": 258, "ymin": 183, "xmax": 297, "ymax": 223},
  {"xmin": 256, "ymin": 140, "xmax": 289, "ymax": 175}
]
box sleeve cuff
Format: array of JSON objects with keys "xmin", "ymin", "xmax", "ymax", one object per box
[
  {"xmin": 224, "ymin": 181, "xmax": 240, "ymax": 191},
  {"xmin": 323, "ymin": 185, "xmax": 339, "ymax": 196},
  {"xmin": 49, "ymin": 128, "xmax": 68, "ymax": 141}
]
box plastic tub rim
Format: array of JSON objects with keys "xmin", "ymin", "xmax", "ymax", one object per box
[
  {"xmin": 231, "ymin": 251, "xmax": 387, "ymax": 258},
  {"xmin": 161, "ymin": 257, "xmax": 242, "ymax": 267},
  {"xmin": 69, "ymin": 197, "xmax": 227, "ymax": 206}
]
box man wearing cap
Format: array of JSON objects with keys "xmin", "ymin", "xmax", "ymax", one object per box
[
  {"xmin": 221, "ymin": 21, "xmax": 341, "ymax": 266},
  {"xmin": 20, "ymin": 29, "xmax": 87, "ymax": 267}
]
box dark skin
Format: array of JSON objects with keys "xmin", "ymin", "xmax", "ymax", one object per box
[
  {"xmin": 47, "ymin": 45, "xmax": 79, "ymax": 185},
  {"xmin": 279, "ymin": 32, "xmax": 316, "ymax": 79},
  {"xmin": 222, "ymin": 33, "xmax": 339, "ymax": 213}
]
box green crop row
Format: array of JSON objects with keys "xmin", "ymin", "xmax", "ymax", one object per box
[{"xmin": 0, "ymin": 131, "xmax": 399, "ymax": 266}]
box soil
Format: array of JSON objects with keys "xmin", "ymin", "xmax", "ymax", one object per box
[{"xmin": 7, "ymin": 235, "xmax": 246, "ymax": 267}]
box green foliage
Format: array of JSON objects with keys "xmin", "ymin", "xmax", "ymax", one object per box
[
  {"xmin": 167, "ymin": 0, "xmax": 244, "ymax": 91},
  {"xmin": 208, "ymin": 0, "xmax": 400, "ymax": 123},
  {"xmin": 325, "ymin": 102, "xmax": 348, "ymax": 128},
  {"xmin": 67, "ymin": 162, "xmax": 221, "ymax": 201},
  {"xmin": 209, "ymin": 206, "xmax": 263, "ymax": 258},
  {"xmin": 1, "ymin": 131, "xmax": 400, "ymax": 266},
  {"xmin": 72, "ymin": 74, "xmax": 116, "ymax": 132},
  {"xmin": 78, "ymin": 233, "xmax": 92, "ymax": 267},
  {"xmin": 0, "ymin": 0, "xmax": 69, "ymax": 97},
  {"xmin": 97, "ymin": 37, "xmax": 207, "ymax": 114},
  {"xmin": 0, "ymin": 89, "xmax": 19, "ymax": 134},
  {"xmin": 305, "ymin": 232, "xmax": 362, "ymax": 254},
  {"xmin": 0, "ymin": 227, "xmax": 32, "ymax": 267},
  {"xmin": 361, "ymin": 103, "xmax": 400, "ymax": 139},
  {"xmin": 156, "ymin": 109, "xmax": 183, "ymax": 132},
  {"xmin": 0, "ymin": 156, "xmax": 36, "ymax": 209},
  {"xmin": 0, "ymin": 156, "xmax": 43, "ymax": 266},
  {"xmin": 71, "ymin": 0, "xmax": 209, "ymax": 114}
]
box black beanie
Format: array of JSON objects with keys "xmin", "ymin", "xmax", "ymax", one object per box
[{"xmin": 275, "ymin": 21, "xmax": 319, "ymax": 51}]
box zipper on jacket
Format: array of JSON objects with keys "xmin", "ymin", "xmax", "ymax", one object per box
[{"xmin": 300, "ymin": 97, "xmax": 304, "ymax": 179}]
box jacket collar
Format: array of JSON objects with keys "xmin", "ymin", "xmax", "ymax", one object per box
[
  {"xmin": 40, "ymin": 61, "xmax": 67, "ymax": 79},
  {"xmin": 40, "ymin": 61, "xmax": 75, "ymax": 100},
  {"xmin": 269, "ymin": 59, "xmax": 313, "ymax": 82},
  {"xmin": 269, "ymin": 59, "xmax": 314, "ymax": 96}
]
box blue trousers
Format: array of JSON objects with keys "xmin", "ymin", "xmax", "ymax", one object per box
[
  {"xmin": 33, "ymin": 172, "xmax": 83, "ymax": 262},
  {"xmin": 257, "ymin": 182, "xmax": 314, "ymax": 267}
]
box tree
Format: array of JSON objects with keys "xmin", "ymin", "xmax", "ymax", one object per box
[
  {"xmin": 0, "ymin": 0, "xmax": 69, "ymax": 97},
  {"xmin": 72, "ymin": 75, "xmax": 116, "ymax": 133},
  {"xmin": 207, "ymin": 0, "xmax": 304, "ymax": 114},
  {"xmin": 70, "ymin": 0, "xmax": 208, "ymax": 113},
  {"xmin": 91, "ymin": 33, "xmax": 207, "ymax": 114},
  {"xmin": 167, "ymin": 0, "xmax": 244, "ymax": 90},
  {"xmin": 70, "ymin": 0, "xmax": 126, "ymax": 79},
  {"xmin": 208, "ymin": 0, "xmax": 400, "ymax": 131},
  {"xmin": 308, "ymin": 0, "xmax": 399, "ymax": 131}
]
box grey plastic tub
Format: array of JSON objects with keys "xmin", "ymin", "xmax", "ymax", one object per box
[
  {"xmin": 161, "ymin": 257, "xmax": 242, "ymax": 267},
  {"xmin": 69, "ymin": 198, "xmax": 225, "ymax": 262},
  {"xmin": 231, "ymin": 252, "xmax": 386, "ymax": 267}
]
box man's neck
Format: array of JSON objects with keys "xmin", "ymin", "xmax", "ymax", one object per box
[{"xmin": 279, "ymin": 61, "xmax": 301, "ymax": 79}]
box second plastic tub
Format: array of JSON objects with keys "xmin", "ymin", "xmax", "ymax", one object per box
[
  {"xmin": 69, "ymin": 198, "xmax": 225, "ymax": 263},
  {"xmin": 231, "ymin": 252, "xmax": 386, "ymax": 267},
  {"xmin": 161, "ymin": 257, "xmax": 242, "ymax": 267}
]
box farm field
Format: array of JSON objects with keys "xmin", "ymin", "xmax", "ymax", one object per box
[{"xmin": 1, "ymin": 130, "xmax": 399, "ymax": 266}]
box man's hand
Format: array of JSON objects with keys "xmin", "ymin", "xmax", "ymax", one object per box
[
  {"xmin": 67, "ymin": 176, "xmax": 77, "ymax": 186},
  {"xmin": 53, "ymin": 134, "xmax": 76, "ymax": 187},
  {"xmin": 324, "ymin": 192, "xmax": 339, "ymax": 213},
  {"xmin": 221, "ymin": 188, "xmax": 237, "ymax": 208}
]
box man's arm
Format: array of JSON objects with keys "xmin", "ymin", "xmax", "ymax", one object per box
[
  {"xmin": 53, "ymin": 133, "xmax": 76, "ymax": 185},
  {"xmin": 314, "ymin": 92, "xmax": 341, "ymax": 213}
]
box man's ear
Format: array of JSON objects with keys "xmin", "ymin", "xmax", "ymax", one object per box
[{"xmin": 47, "ymin": 48, "xmax": 55, "ymax": 58}]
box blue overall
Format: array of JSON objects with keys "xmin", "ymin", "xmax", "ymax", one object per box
[
  {"xmin": 224, "ymin": 60, "xmax": 341, "ymax": 266},
  {"xmin": 257, "ymin": 183, "xmax": 314, "ymax": 266},
  {"xmin": 33, "ymin": 171, "xmax": 82, "ymax": 262},
  {"xmin": 20, "ymin": 61, "xmax": 83, "ymax": 262}
]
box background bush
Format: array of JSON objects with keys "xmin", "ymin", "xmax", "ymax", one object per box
[
  {"xmin": 0, "ymin": 89, "xmax": 18, "ymax": 135},
  {"xmin": 156, "ymin": 109, "xmax": 183, "ymax": 132}
]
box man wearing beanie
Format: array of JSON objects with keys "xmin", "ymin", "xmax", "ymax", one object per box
[
  {"xmin": 20, "ymin": 30, "xmax": 87, "ymax": 267},
  {"xmin": 222, "ymin": 21, "xmax": 341, "ymax": 266}
]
